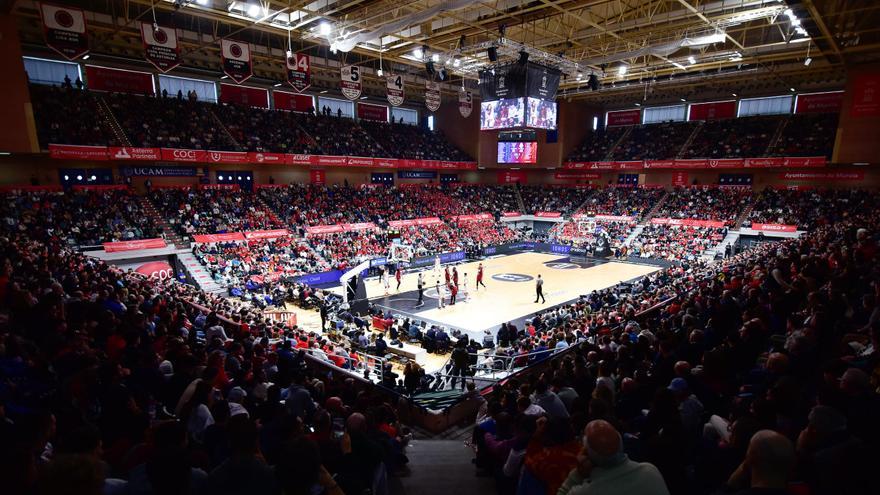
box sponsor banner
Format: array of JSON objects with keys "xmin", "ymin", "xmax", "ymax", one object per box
[
  {"xmin": 453, "ymin": 213, "xmax": 493, "ymax": 222},
  {"xmin": 534, "ymin": 211, "xmax": 562, "ymax": 218},
  {"xmin": 851, "ymin": 73, "xmax": 880, "ymax": 117},
  {"xmin": 340, "ymin": 65, "xmax": 362, "ymax": 100},
  {"xmin": 562, "ymin": 161, "xmax": 617, "ymax": 170},
  {"xmin": 398, "ymin": 170, "xmax": 437, "ymax": 179},
  {"xmin": 614, "ymin": 161, "xmax": 643, "ymax": 170},
  {"xmin": 570, "ymin": 214, "xmax": 633, "ymax": 223},
  {"xmin": 795, "ymin": 91, "xmax": 843, "ymax": 114},
  {"xmin": 109, "ymin": 147, "xmax": 161, "ymax": 161},
  {"xmin": 286, "ymin": 52, "xmax": 311, "ymax": 92},
  {"xmin": 140, "ymin": 22, "xmax": 180, "ymax": 73},
  {"xmin": 425, "ymin": 81, "xmax": 441, "ymax": 112},
  {"xmin": 498, "ymin": 170, "xmax": 527, "ymax": 184},
  {"xmin": 502, "ymin": 212, "xmax": 521, "ymax": 217},
  {"xmin": 207, "ymin": 150, "xmax": 249, "ymax": 163},
  {"xmin": 782, "ymin": 156, "xmax": 826, "ymax": 168},
  {"xmin": 39, "ymin": 3, "xmax": 89, "ymax": 60},
  {"xmin": 707, "ymin": 158, "xmax": 745, "ymax": 168},
  {"xmin": 243, "ymin": 229, "xmax": 289, "ymax": 240},
  {"xmin": 311, "ymin": 155, "xmax": 347, "ymax": 167},
  {"xmin": 408, "ymin": 251, "xmax": 466, "ymax": 269},
  {"xmin": 219, "ymin": 83, "xmax": 268, "ymax": 108},
  {"xmin": 304, "ymin": 222, "xmax": 378, "ymax": 235},
  {"xmin": 373, "ymin": 158, "xmax": 400, "ymax": 168},
  {"xmin": 744, "ymin": 157, "xmax": 785, "ymax": 168},
  {"xmin": 651, "ymin": 218, "xmax": 726, "ymax": 228},
  {"xmin": 0, "ymin": 185, "xmax": 63, "ymax": 192},
  {"xmin": 220, "ymin": 39, "xmax": 252, "ymax": 84},
  {"xmin": 347, "ymin": 156, "xmax": 378, "ymax": 168},
  {"xmin": 357, "ymin": 103, "xmax": 387, "ymax": 121},
  {"xmin": 119, "ymin": 166, "xmax": 197, "ymax": 177},
  {"xmin": 459, "ymin": 89, "xmax": 473, "ymax": 118},
  {"xmin": 671, "ymin": 171, "xmax": 689, "ymax": 186},
  {"xmin": 387, "ymin": 217, "xmax": 443, "ymax": 228},
  {"xmin": 554, "ymin": 171, "xmax": 601, "ymax": 180},
  {"xmin": 273, "ymin": 91, "xmax": 314, "ymax": 112},
  {"xmin": 198, "ymin": 184, "xmax": 239, "ymax": 190},
  {"xmin": 751, "ymin": 223, "xmax": 797, "ymax": 232},
  {"xmin": 161, "ymin": 148, "xmax": 208, "ymax": 162},
  {"xmin": 247, "ymin": 152, "xmax": 287, "ymax": 164},
  {"xmin": 49, "ymin": 144, "xmax": 108, "ymax": 160},
  {"xmin": 644, "ymin": 160, "xmax": 676, "ymax": 169},
  {"xmin": 103, "ymin": 238, "xmax": 166, "ymax": 252},
  {"xmin": 71, "ymin": 184, "xmax": 128, "ymax": 191},
  {"xmin": 386, "ymin": 74, "xmax": 404, "ymax": 106},
  {"xmin": 347, "ymin": 222, "xmax": 377, "ymax": 231},
  {"xmin": 606, "ymin": 109, "xmax": 641, "ymax": 126},
  {"xmin": 85, "ymin": 65, "xmax": 154, "ymax": 94},
  {"xmin": 672, "ymin": 159, "xmax": 707, "ymax": 169},
  {"xmin": 192, "ymin": 232, "xmax": 245, "ymax": 243},
  {"xmin": 688, "ymin": 100, "xmax": 736, "ymax": 121},
  {"xmin": 779, "ymin": 171, "xmax": 864, "ymax": 181},
  {"xmin": 135, "ymin": 261, "xmax": 174, "ymax": 280},
  {"xmin": 295, "ymin": 269, "xmax": 344, "ymax": 285},
  {"xmin": 309, "ymin": 169, "xmax": 325, "ymax": 184}
]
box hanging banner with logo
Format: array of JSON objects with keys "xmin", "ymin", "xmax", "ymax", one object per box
[
  {"xmin": 220, "ymin": 39, "xmax": 252, "ymax": 84},
  {"xmin": 39, "ymin": 3, "xmax": 89, "ymax": 60},
  {"xmin": 386, "ymin": 74, "xmax": 404, "ymax": 106},
  {"xmin": 459, "ymin": 89, "xmax": 473, "ymax": 118},
  {"xmin": 140, "ymin": 22, "xmax": 180, "ymax": 73},
  {"xmin": 286, "ymin": 52, "xmax": 311, "ymax": 92},
  {"xmin": 310, "ymin": 169, "xmax": 326, "ymax": 185},
  {"xmin": 671, "ymin": 171, "xmax": 689, "ymax": 186},
  {"xmin": 425, "ymin": 81, "xmax": 441, "ymax": 112},
  {"xmin": 340, "ymin": 65, "xmax": 362, "ymax": 100}
]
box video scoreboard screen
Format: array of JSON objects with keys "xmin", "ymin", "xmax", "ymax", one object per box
[{"xmin": 497, "ymin": 141, "xmax": 538, "ymax": 164}]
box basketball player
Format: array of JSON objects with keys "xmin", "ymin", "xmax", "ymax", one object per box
[
  {"xmin": 437, "ymin": 281, "xmax": 446, "ymax": 309},
  {"xmin": 452, "ymin": 266, "xmax": 459, "ymax": 287},
  {"xmin": 395, "ymin": 265, "xmax": 402, "ymax": 291},
  {"xmin": 415, "ymin": 272, "xmax": 425, "ymax": 308},
  {"xmin": 476, "ymin": 263, "xmax": 486, "ymax": 290},
  {"xmin": 534, "ymin": 274, "xmax": 546, "ymax": 303},
  {"xmin": 433, "ymin": 254, "xmax": 441, "ymax": 274},
  {"xmin": 444, "ymin": 266, "xmax": 450, "ymax": 286},
  {"xmin": 449, "ymin": 281, "xmax": 457, "ymax": 305},
  {"xmin": 382, "ymin": 267, "xmax": 390, "ymax": 295},
  {"xmin": 461, "ymin": 272, "xmax": 470, "ymax": 302}
]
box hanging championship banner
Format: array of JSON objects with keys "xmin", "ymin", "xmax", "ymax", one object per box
[
  {"xmin": 425, "ymin": 81, "xmax": 441, "ymax": 112},
  {"xmin": 220, "ymin": 39, "xmax": 252, "ymax": 84},
  {"xmin": 340, "ymin": 65, "xmax": 362, "ymax": 100},
  {"xmin": 140, "ymin": 22, "xmax": 180, "ymax": 73},
  {"xmin": 459, "ymin": 89, "xmax": 473, "ymax": 118},
  {"xmin": 286, "ymin": 52, "xmax": 311, "ymax": 92},
  {"xmin": 386, "ymin": 74, "xmax": 404, "ymax": 106},
  {"xmin": 39, "ymin": 3, "xmax": 89, "ymax": 60}
]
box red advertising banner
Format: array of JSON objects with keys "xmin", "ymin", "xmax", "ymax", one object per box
[
  {"xmin": 192, "ymin": 232, "xmax": 246, "ymax": 243},
  {"xmin": 39, "ymin": 3, "xmax": 89, "ymax": 60},
  {"xmin": 140, "ymin": 22, "xmax": 181, "ymax": 73},
  {"xmin": 85, "ymin": 65, "xmax": 154, "ymax": 95},
  {"xmin": 247, "ymin": 152, "xmax": 287, "ymax": 164},
  {"xmin": 534, "ymin": 211, "xmax": 562, "ymax": 218},
  {"xmin": 688, "ymin": 101, "xmax": 736, "ymax": 121},
  {"xmin": 219, "ymin": 83, "xmax": 268, "ymax": 108},
  {"xmin": 71, "ymin": 184, "xmax": 128, "ymax": 191},
  {"xmin": 220, "ymin": 39, "xmax": 252, "ymax": 84},
  {"xmin": 614, "ymin": 161, "xmax": 643, "ymax": 170},
  {"xmin": 555, "ymin": 171, "xmax": 601, "ymax": 180},
  {"xmin": 273, "ymin": 91, "xmax": 314, "ymax": 112},
  {"xmin": 750, "ymin": 223, "xmax": 797, "ymax": 232},
  {"xmin": 744, "ymin": 157, "xmax": 785, "ymax": 168},
  {"xmin": 501, "ymin": 212, "xmax": 521, "ymax": 217},
  {"xmin": 595, "ymin": 214, "xmax": 634, "ymax": 222},
  {"xmin": 310, "ymin": 169, "xmax": 326, "ymax": 185},
  {"xmin": 207, "ymin": 150, "xmax": 248, "ymax": 163},
  {"xmin": 778, "ymin": 171, "xmax": 864, "ymax": 181},
  {"xmin": 671, "ymin": 171, "xmax": 689, "ymax": 186},
  {"xmin": 644, "ymin": 160, "xmax": 676, "ymax": 169},
  {"xmin": 357, "ymin": 103, "xmax": 388, "ymax": 121},
  {"xmin": 563, "ymin": 161, "xmax": 615, "ymax": 170},
  {"xmin": 782, "ymin": 156, "xmax": 826, "ymax": 168},
  {"xmin": 243, "ymin": 229, "xmax": 289, "ymax": 240},
  {"xmin": 387, "ymin": 217, "xmax": 443, "ymax": 228},
  {"xmin": 161, "ymin": 148, "xmax": 208, "ymax": 162},
  {"xmin": 498, "ymin": 170, "xmax": 527, "ymax": 184},
  {"xmin": 606, "ymin": 109, "xmax": 641, "ymax": 126},
  {"xmin": 109, "ymin": 147, "xmax": 161, "ymax": 160},
  {"xmin": 103, "ymin": 238, "xmax": 166, "ymax": 252},
  {"xmin": 49, "ymin": 144, "xmax": 108, "ymax": 160},
  {"xmin": 850, "ymin": 73, "xmax": 880, "ymax": 117},
  {"xmin": 286, "ymin": 52, "xmax": 311, "ymax": 92},
  {"xmin": 706, "ymin": 158, "xmax": 745, "ymax": 168},
  {"xmin": 651, "ymin": 218, "xmax": 726, "ymax": 228},
  {"xmin": 0, "ymin": 185, "xmax": 64, "ymax": 192},
  {"xmin": 304, "ymin": 222, "xmax": 378, "ymax": 235},
  {"xmin": 452, "ymin": 213, "xmax": 493, "ymax": 222},
  {"xmin": 795, "ymin": 92, "xmax": 843, "ymax": 114}
]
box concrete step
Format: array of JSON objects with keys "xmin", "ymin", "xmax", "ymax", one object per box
[{"xmin": 177, "ymin": 252, "xmax": 225, "ymax": 294}]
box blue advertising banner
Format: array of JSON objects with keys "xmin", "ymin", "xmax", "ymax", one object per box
[
  {"xmin": 120, "ymin": 166, "xmax": 198, "ymax": 177},
  {"xmin": 408, "ymin": 251, "xmax": 466, "ymax": 268},
  {"xmin": 370, "ymin": 257, "xmax": 388, "ymax": 268},
  {"xmin": 397, "ymin": 170, "xmax": 437, "ymax": 179},
  {"xmin": 295, "ymin": 270, "xmax": 343, "ymax": 285}
]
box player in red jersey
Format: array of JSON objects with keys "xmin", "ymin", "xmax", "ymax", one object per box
[
  {"xmin": 395, "ymin": 265, "xmax": 402, "ymax": 291},
  {"xmin": 476, "ymin": 263, "xmax": 486, "ymax": 290}
]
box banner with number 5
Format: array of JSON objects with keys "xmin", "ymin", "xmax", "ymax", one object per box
[
  {"xmin": 340, "ymin": 65, "xmax": 362, "ymax": 100},
  {"xmin": 286, "ymin": 53, "xmax": 311, "ymax": 92},
  {"xmin": 386, "ymin": 74, "xmax": 404, "ymax": 106}
]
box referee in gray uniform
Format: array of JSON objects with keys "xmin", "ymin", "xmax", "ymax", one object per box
[{"xmin": 534, "ymin": 274, "xmax": 546, "ymax": 303}]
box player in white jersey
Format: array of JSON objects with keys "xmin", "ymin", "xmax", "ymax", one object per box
[
  {"xmin": 382, "ymin": 267, "xmax": 390, "ymax": 295},
  {"xmin": 433, "ymin": 255, "xmax": 441, "ymax": 274},
  {"xmin": 436, "ymin": 281, "xmax": 446, "ymax": 308},
  {"xmin": 461, "ymin": 272, "xmax": 470, "ymax": 302}
]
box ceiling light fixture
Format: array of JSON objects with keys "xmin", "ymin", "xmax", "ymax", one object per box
[
  {"xmin": 688, "ymin": 56, "xmax": 696, "ymax": 65},
  {"xmin": 618, "ymin": 65, "xmax": 627, "ymax": 76},
  {"xmin": 319, "ymin": 22, "xmax": 332, "ymax": 36},
  {"xmin": 413, "ymin": 47, "xmax": 423, "ymax": 59},
  {"xmin": 247, "ymin": 3, "xmax": 261, "ymax": 18}
]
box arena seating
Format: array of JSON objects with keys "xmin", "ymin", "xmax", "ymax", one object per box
[
  {"xmin": 149, "ymin": 188, "xmax": 284, "ymax": 237},
  {"xmin": 519, "ymin": 185, "xmax": 595, "ymax": 215},
  {"xmin": 444, "ymin": 185, "xmax": 521, "ymax": 214},
  {"xmin": 30, "ymin": 85, "xmax": 114, "ymax": 147},
  {"xmin": 745, "ymin": 187, "xmax": 878, "ymax": 230},
  {"xmin": 654, "ymin": 186, "xmax": 752, "ymax": 223},
  {"xmin": 211, "ymin": 103, "xmax": 322, "ymax": 154},
  {"xmin": 611, "ymin": 121, "xmax": 698, "ymax": 160},
  {"xmin": 681, "ymin": 115, "xmax": 783, "ymax": 159},
  {"xmin": 768, "ymin": 113, "xmax": 839, "ymax": 158},
  {"xmin": 359, "ymin": 120, "xmax": 472, "ymax": 161},
  {"xmin": 194, "ymin": 237, "xmax": 330, "ymax": 285},
  {"xmin": 630, "ymin": 224, "xmax": 728, "ymax": 260},
  {"xmin": 577, "ymin": 186, "xmax": 666, "ymax": 219},
  {"xmin": 566, "ymin": 126, "xmax": 628, "ymax": 161}
]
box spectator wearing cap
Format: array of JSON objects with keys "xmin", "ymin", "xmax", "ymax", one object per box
[
  {"xmin": 227, "ymin": 387, "xmax": 249, "ymax": 418},
  {"xmin": 668, "ymin": 377, "xmax": 704, "ymax": 437}
]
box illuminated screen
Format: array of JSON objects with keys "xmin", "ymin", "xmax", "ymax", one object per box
[
  {"xmin": 526, "ymin": 97, "xmax": 557, "ymax": 129},
  {"xmin": 480, "ymin": 98, "xmax": 525, "ymax": 130},
  {"xmin": 497, "ymin": 141, "xmax": 538, "ymax": 164}
]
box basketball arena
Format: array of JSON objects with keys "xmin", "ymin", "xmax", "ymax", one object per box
[{"xmin": 1, "ymin": 1, "xmax": 879, "ymax": 495}]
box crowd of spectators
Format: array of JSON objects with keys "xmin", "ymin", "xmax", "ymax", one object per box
[
  {"xmin": 654, "ymin": 187, "xmax": 752, "ymax": 223},
  {"xmin": 629, "ymin": 225, "xmax": 727, "ymax": 261},
  {"xmin": 745, "ymin": 187, "xmax": 876, "ymax": 230},
  {"xmin": 681, "ymin": 115, "xmax": 783, "ymax": 159},
  {"xmin": 359, "ymin": 120, "xmax": 472, "ymax": 161},
  {"xmin": 445, "ymin": 185, "xmax": 522, "ymax": 215},
  {"xmin": 552, "ymin": 219, "xmax": 636, "ymax": 249},
  {"xmin": 611, "ymin": 122, "xmax": 698, "ymax": 161},
  {"xmin": 768, "ymin": 113, "xmax": 839, "ymax": 158},
  {"xmin": 149, "ymin": 188, "xmax": 284, "ymax": 238},
  {"xmin": 577, "ymin": 186, "xmax": 665, "ymax": 220},
  {"xmin": 306, "ymin": 229, "xmax": 390, "ymax": 271},
  {"xmin": 211, "ymin": 104, "xmax": 321, "ymax": 154},
  {"xmin": 519, "ymin": 186, "xmax": 596, "ymax": 215},
  {"xmin": 1, "ymin": 188, "xmax": 161, "ymax": 245},
  {"xmin": 30, "ymin": 85, "xmax": 113, "ymax": 147},
  {"xmin": 566, "ymin": 127, "xmax": 628, "ymax": 162},
  {"xmin": 194, "ymin": 237, "xmax": 330, "ymax": 288}
]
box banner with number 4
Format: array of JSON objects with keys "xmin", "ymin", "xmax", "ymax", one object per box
[
  {"xmin": 286, "ymin": 53, "xmax": 311, "ymax": 92},
  {"xmin": 386, "ymin": 74, "xmax": 404, "ymax": 106}
]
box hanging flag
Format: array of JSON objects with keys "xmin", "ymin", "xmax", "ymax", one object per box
[
  {"xmin": 340, "ymin": 65, "xmax": 362, "ymax": 100},
  {"xmin": 39, "ymin": 3, "xmax": 89, "ymax": 60},
  {"xmin": 286, "ymin": 52, "xmax": 311, "ymax": 92},
  {"xmin": 140, "ymin": 22, "xmax": 180, "ymax": 73},
  {"xmin": 220, "ymin": 39, "xmax": 252, "ymax": 84},
  {"xmin": 425, "ymin": 81, "xmax": 441, "ymax": 112},
  {"xmin": 386, "ymin": 73, "xmax": 404, "ymax": 106},
  {"xmin": 458, "ymin": 89, "xmax": 473, "ymax": 117}
]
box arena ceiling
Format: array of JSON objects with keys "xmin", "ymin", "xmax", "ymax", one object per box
[{"xmin": 11, "ymin": 0, "xmax": 880, "ymax": 106}]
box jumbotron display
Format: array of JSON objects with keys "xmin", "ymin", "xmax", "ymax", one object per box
[
  {"xmin": 480, "ymin": 98, "xmax": 525, "ymax": 130},
  {"xmin": 497, "ymin": 141, "xmax": 538, "ymax": 163},
  {"xmin": 526, "ymin": 97, "xmax": 557, "ymax": 130}
]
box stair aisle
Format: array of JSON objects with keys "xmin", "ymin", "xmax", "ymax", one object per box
[
  {"xmin": 642, "ymin": 190, "xmax": 669, "ymax": 224},
  {"xmin": 624, "ymin": 224, "xmax": 645, "ymax": 246},
  {"xmin": 392, "ymin": 439, "xmax": 495, "ymax": 495},
  {"xmin": 177, "ymin": 251, "xmax": 225, "ymax": 294},
  {"xmin": 139, "ymin": 197, "xmax": 187, "ymax": 249}
]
